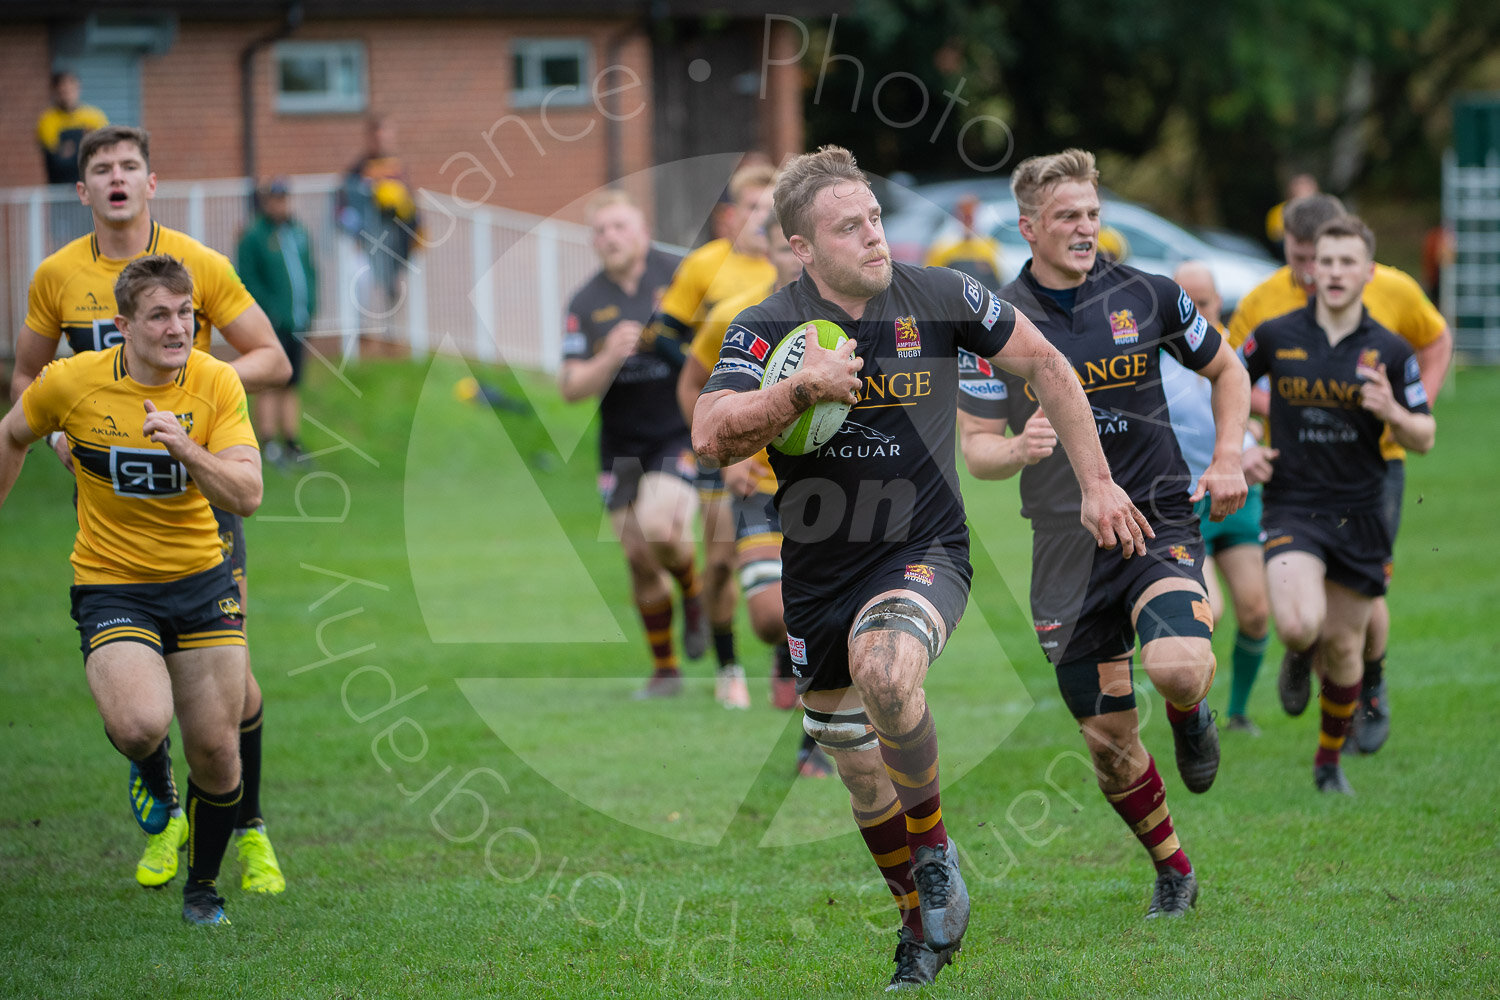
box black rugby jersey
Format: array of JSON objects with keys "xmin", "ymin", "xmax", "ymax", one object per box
[
  {"xmin": 703, "ymin": 262, "xmax": 1016, "ymax": 596},
  {"xmin": 957, "ymin": 258, "xmax": 1221, "ymax": 526},
  {"xmin": 1242, "ymin": 304, "xmax": 1428, "ymax": 515},
  {"xmin": 563, "ymin": 249, "xmax": 685, "ymax": 466}
]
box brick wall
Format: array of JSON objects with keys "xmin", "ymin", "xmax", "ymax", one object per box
[
  {"xmin": 0, "ymin": 27, "xmax": 60, "ymax": 187},
  {"xmin": 0, "ymin": 16, "xmax": 659, "ymax": 224}
]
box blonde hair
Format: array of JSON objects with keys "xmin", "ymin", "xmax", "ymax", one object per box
[
  {"xmin": 585, "ymin": 188, "xmax": 642, "ymax": 224},
  {"xmin": 1010, "ymin": 148, "xmax": 1099, "ymax": 218},
  {"xmin": 728, "ymin": 163, "xmax": 777, "ymax": 206},
  {"xmin": 772, "ymin": 145, "xmax": 869, "ymax": 241}
]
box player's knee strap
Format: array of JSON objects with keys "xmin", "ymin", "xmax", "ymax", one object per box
[
  {"xmin": 1136, "ymin": 590, "xmax": 1214, "ymax": 645},
  {"xmin": 851, "ymin": 597, "xmax": 941, "ymax": 662},
  {"xmin": 737, "ymin": 558, "xmax": 782, "ymax": 597},
  {"xmin": 1056, "ymin": 657, "xmax": 1138, "ymax": 719},
  {"xmin": 802, "ymin": 706, "xmax": 878, "ymax": 753}
]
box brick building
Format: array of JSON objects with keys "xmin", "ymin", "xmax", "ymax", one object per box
[{"xmin": 1, "ymin": 2, "xmax": 840, "ymax": 236}]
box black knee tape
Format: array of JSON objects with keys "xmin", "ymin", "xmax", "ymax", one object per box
[
  {"xmin": 851, "ymin": 596, "xmax": 940, "ymax": 661},
  {"xmin": 1056, "ymin": 657, "xmax": 1138, "ymax": 719},
  {"xmin": 1136, "ymin": 590, "xmax": 1213, "ymax": 645}
]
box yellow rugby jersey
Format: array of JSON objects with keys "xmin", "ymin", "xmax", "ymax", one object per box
[
  {"xmin": 1229, "ymin": 263, "xmax": 1447, "ymax": 460},
  {"xmin": 24, "ymin": 223, "xmax": 257, "ymax": 356},
  {"xmin": 21, "ymin": 346, "xmax": 259, "ymax": 585},
  {"xmin": 695, "ymin": 280, "xmax": 778, "ymax": 494},
  {"xmin": 657, "ymin": 238, "xmax": 776, "ymax": 335}
]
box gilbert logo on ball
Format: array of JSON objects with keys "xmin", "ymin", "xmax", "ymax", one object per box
[{"xmin": 760, "ymin": 319, "xmax": 854, "ymax": 455}]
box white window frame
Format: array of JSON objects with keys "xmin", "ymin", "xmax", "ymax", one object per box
[
  {"xmin": 273, "ymin": 41, "xmax": 368, "ymax": 114},
  {"xmin": 511, "ymin": 38, "xmax": 592, "ymax": 109}
]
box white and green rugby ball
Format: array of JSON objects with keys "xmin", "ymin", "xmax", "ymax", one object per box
[{"xmin": 760, "ymin": 319, "xmax": 853, "ymax": 455}]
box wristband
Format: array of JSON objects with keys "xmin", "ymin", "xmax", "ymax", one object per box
[{"xmin": 48, "ymin": 431, "xmax": 65, "ymax": 448}]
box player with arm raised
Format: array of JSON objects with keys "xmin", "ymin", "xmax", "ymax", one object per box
[{"xmin": 694, "ymin": 146, "xmax": 1145, "ymax": 989}]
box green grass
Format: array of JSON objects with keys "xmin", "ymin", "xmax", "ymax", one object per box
[{"xmin": 2, "ymin": 357, "xmax": 1498, "ymax": 999}]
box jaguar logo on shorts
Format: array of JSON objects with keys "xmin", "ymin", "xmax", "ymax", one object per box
[
  {"xmin": 1168, "ymin": 544, "xmax": 1196, "ymax": 567},
  {"xmin": 787, "ymin": 635, "xmax": 808, "ymax": 667},
  {"xmin": 218, "ymin": 596, "xmax": 243, "ymax": 617},
  {"xmin": 1109, "ymin": 309, "xmax": 1139, "ymax": 345},
  {"xmin": 894, "ymin": 316, "xmax": 921, "ymax": 357},
  {"xmin": 903, "ymin": 563, "xmax": 935, "ymax": 586}
]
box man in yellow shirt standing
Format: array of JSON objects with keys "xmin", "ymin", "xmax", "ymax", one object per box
[
  {"xmin": 1228, "ymin": 193, "xmax": 1452, "ymax": 755},
  {"xmin": 35, "ymin": 70, "xmax": 108, "ymax": 248}
]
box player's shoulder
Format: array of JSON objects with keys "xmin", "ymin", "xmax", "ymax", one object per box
[
  {"xmin": 1370, "ymin": 263, "xmax": 1428, "ymax": 301},
  {"xmin": 679, "ymin": 238, "xmax": 731, "ymax": 270},
  {"xmin": 36, "ymin": 234, "xmax": 98, "ymax": 278},
  {"xmin": 181, "ymin": 346, "xmax": 242, "ymax": 390},
  {"xmin": 35, "ymin": 344, "xmax": 117, "ymax": 390},
  {"xmin": 157, "ymin": 226, "xmax": 234, "ymax": 272},
  {"xmin": 732, "ymin": 280, "xmax": 802, "ymax": 328},
  {"xmin": 644, "ymin": 247, "xmax": 684, "ymax": 279}
]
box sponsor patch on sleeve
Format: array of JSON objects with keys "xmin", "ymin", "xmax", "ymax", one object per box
[
  {"xmin": 1405, "ymin": 380, "xmax": 1429, "ymax": 408},
  {"xmin": 962, "ymin": 274, "xmax": 984, "ymax": 313},
  {"xmin": 1177, "ymin": 287, "xmax": 1194, "ymax": 325},
  {"xmin": 981, "ymin": 292, "xmax": 1004, "ymax": 330},
  {"xmin": 1185, "ymin": 314, "xmax": 1208, "ymax": 353},
  {"xmin": 562, "ymin": 332, "xmax": 586, "ymax": 355},
  {"xmin": 725, "ymin": 324, "xmax": 771, "ymax": 361},
  {"xmin": 711, "ymin": 357, "xmax": 766, "ymax": 381},
  {"xmin": 960, "ymin": 379, "xmax": 1008, "ymax": 401},
  {"xmin": 1405, "ymin": 355, "xmax": 1421, "ymax": 383}
]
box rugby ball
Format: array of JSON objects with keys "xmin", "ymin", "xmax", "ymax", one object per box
[{"xmin": 760, "ymin": 319, "xmax": 853, "ymax": 455}]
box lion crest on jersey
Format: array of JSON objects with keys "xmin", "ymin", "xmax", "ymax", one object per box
[
  {"xmin": 895, "ymin": 315, "xmax": 921, "ymax": 357},
  {"xmin": 1109, "ymin": 309, "xmax": 1139, "ymax": 345}
]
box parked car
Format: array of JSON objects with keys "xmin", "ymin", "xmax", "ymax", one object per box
[{"xmin": 882, "ymin": 179, "xmax": 1277, "ymax": 317}]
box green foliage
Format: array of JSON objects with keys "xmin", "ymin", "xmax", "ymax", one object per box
[
  {"xmin": 1, "ymin": 361, "xmax": 1498, "ymax": 997},
  {"xmin": 802, "ymin": 0, "xmax": 1500, "ymax": 235}
]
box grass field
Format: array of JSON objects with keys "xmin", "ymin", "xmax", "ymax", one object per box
[{"xmin": 2, "ymin": 355, "xmax": 1498, "ymax": 999}]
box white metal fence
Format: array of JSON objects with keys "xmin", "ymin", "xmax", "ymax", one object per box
[
  {"xmin": 1443, "ymin": 155, "xmax": 1500, "ymax": 363},
  {"xmin": 1, "ymin": 175, "xmax": 607, "ymax": 373}
]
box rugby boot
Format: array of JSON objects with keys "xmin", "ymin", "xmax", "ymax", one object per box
[
  {"xmin": 1171, "ymin": 702, "xmax": 1220, "ymax": 793},
  {"xmin": 237, "ymin": 825, "xmax": 287, "ymax": 894},
  {"xmin": 135, "ymin": 813, "xmax": 188, "ymax": 888},
  {"xmin": 182, "ymin": 884, "xmax": 230, "ymax": 926},
  {"xmin": 1314, "ymin": 762, "xmax": 1355, "ymax": 795},
  {"xmin": 1278, "ymin": 647, "xmax": 1314, "ymax": 716},
  {"xmin": 1146, "ymin": 867, "xmax": 1199, "ymax": 918},
  {"xmin": 910, "ymin": 839, "xmax": 969, "ymax": 950},
  {"xmin": 1351, "ymin": 679, "xmax": 1390, "ymax": 755},
  {"xmin": 885, "ymin": 925, "xmax": 957, "ymax": 991}
]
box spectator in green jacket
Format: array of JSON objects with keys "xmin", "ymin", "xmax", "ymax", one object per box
[{"xmin": 238, "ymin": 178, "xmax": 317, "ymax": 468}]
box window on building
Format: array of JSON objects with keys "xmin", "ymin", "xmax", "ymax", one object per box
[
  {"xmin": 511, "ymin": 38, "xmax": 592, "ymax": 108},
  {"xmin": 274, "ymin": 41, "xmax": 367, "ymax": 114}
]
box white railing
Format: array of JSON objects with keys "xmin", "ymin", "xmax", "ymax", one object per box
[
  {"xmin": 2, "ymin": 175, "xmax": 617, "ymax": 374},
  {"xmin": 1443, "ymin": 154, "xmax": 1500, "ymax": 363}
]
